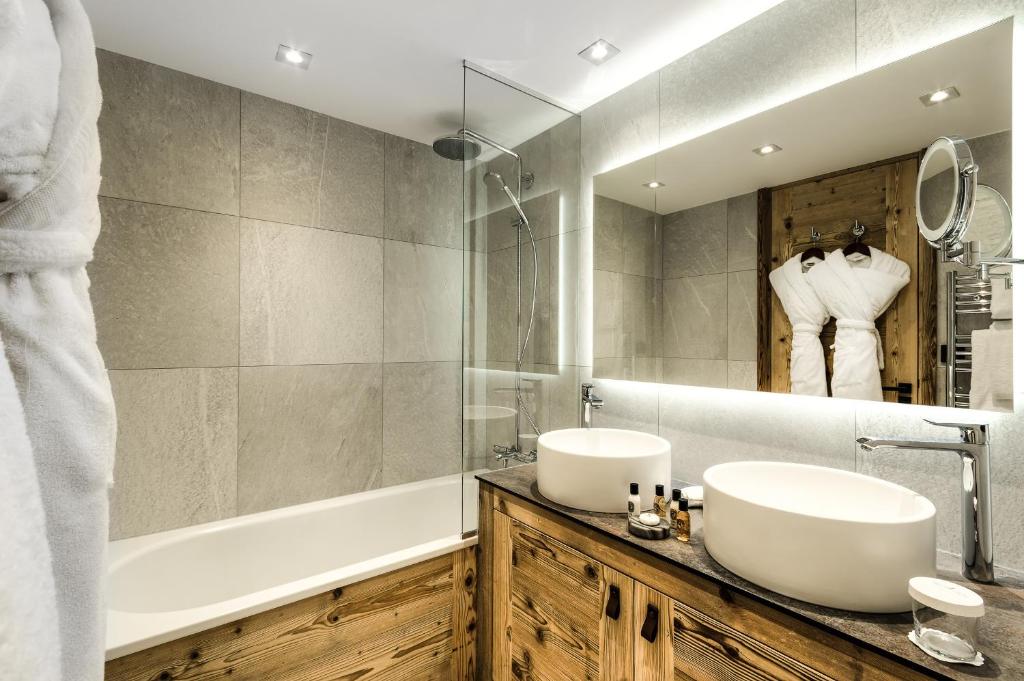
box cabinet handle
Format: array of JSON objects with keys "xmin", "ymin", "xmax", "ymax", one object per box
[
  {"xmin": 640, "ymin": 604, "xmax": 659, "ymax": 643},
  {"xmin": 605, "ymin": 585, "xmax": 620, "ymax": 620}
]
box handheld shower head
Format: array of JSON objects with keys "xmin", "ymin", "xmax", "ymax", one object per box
[{"xmin": 485, "ymin": 172, "xmax": 529, "ymax": 226}]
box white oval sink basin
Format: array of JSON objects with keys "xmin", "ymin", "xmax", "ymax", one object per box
[
  {"xmin": 537, "ymin": 428, "xmax": 671, "ymax": 513},
  {"xmin": 703, "ymin": 461, "xmax": 936, "ymax": 613}
]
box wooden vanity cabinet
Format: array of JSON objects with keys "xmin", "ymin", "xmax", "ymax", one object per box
[{"xmin": 479, "ymin": 485, "xmax": 930, "ymax": 681}]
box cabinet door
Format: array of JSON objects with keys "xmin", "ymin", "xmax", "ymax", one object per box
[
  {"xmin": 493, "ymin": 515, "xmax": 633, "ymax": 681},
  {"xmin": 634, "ymin": 583, "xmax": 836, "ymax": 681}
]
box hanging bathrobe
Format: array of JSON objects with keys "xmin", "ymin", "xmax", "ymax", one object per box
[
  {"xmin": 0, "ymin": 1, "xmax": 116, "ymax": 680},
  {"xmin": 768, "ymin": 255, "xmax": 830, "ymax": 396},
  {"xmin": 806, "ymin": 248, "xmax": 910, "ymax": 401}
]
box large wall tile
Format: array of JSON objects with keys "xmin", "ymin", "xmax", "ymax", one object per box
[
  {"xmin": 240, "ymin": 219, "xmax": 382, "ymax": 365},
  {"xmin": 240, "ymin": 93, "xmax": 384, "ymax": 236},
  {"xmin": 97, "ymin": 50, "xmax": 239, "ymax": 214},
  {"xmin": 109, "ymin": 368, "xmax": 237, "ymax": 539},
  {"xmin": 384, "ymin": 241, "xmax": 462, "ymax": 362},
  {"xmin": 240, "ymin": 93, "xmax": 327, "ymax": 227},
  {"xmin": 317, "ymin": 115, "xmax": 385, "ymax": 235},
  {"xmin": 486, "ymin": 236, "xmax": 556, "ymax": 365},
  {"xmin": 237, "ymin": 364, "xmax": 382, "ymax": 513},
  {"xmin": 92, "ymin": 198, "xmax": 239, "ymax": 369},
  {"xmin": 622, "ymin": 274, "xmax": 660, "ymax": 358},
  {"xmin": 592, "ymin": 269, "xmax": 623, "ymax": 359},
  {"xmin": 662, "ymin": 274, "xmax": 727, "ymax": 359},
  {"xmin": 856, "ymin": 0, "xmax": 1016, "ymax": 73},
  {"xmin": 594, "ymin": 194, "xmax": 624, "ymax": 272},
  {"xmin": 662, "ymin": 200, "xmax": 727, "ymax": 278},
  {"xmin": 727, "ymin": 192, "xmax": 758, "ymax": 272},
  {"xmin": 383, "ymin": 362, "xmax": 462, "ymax": 485},
  {"xmin": 659, "ymin": 0, "xmax": 856, "ymax": 149},
  {"xmin": 727, "ymin": 270, "xmax": 757, "ymax": 361},
  {"xmin": 385, "ymin": 135, "xmax": 461, "ymax": 248},
  {"xmin": 660, "ymin": 386, "xmax": 856, "ymax": 485},
  {"xmin": 623, "ymin": 205, "xmax": 661, "ymax": 278}
]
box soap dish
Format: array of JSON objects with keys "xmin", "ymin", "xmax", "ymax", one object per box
[{"xmin": 628, "ymin": 517, "xmax": 671, "ymax": 540}]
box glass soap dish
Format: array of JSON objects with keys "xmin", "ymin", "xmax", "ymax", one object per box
[{"xmin": 908, "ymin": 576, "xmax": 985, "ymax": 665}]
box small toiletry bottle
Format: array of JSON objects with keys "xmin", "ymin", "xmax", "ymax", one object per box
[
  {"xmin": 676, "ymin": 498, "xmax": 690, "ymax": 542},
  {"xmin": 654, "ymin": 484, "xmax": 667, "ymax": 520},
  {"xmin": 669, "ymin": 488, "xmax": 682, "ymax": 531},
  {"xmin": 627, "ymin": 483, "xmax": 641, "ymax": 519}
]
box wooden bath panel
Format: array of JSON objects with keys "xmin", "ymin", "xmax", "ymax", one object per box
[{"xmin": 105, "ymin": 547, "xmax": 476, "ymax": 681}]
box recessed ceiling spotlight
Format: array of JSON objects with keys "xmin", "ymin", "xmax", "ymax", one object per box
[
  {"xmin": 642, "ymin": 181, "xmax": 665, "ymax": 189},
  {"xmin": 919, "ymin": 86, "xmax": 960, "ymax": 107},
  {"xmin": 753, "ymin": 144, "xmax": 782, "ymax": 156},
  {"xmin": 276, "ymin": 44, "xmax": 312, "ymax": 70},
  {"xmin": 578, "ymin": 39, "xmax": 620, "ymax": 66}
]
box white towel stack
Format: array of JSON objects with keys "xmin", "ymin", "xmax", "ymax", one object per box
[{"xmin": 969, "ymin": 325, "xmax": 1013, "ymax": 410}]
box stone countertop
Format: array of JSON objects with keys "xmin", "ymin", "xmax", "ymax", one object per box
[{"xmin": 478, "ymin": 464, "xmax": 1024, "ymax": 681}]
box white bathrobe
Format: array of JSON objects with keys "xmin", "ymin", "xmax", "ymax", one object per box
[
  {"xmin": 806, "ymin": 248, "xmax": 910, "ymax": 401},
  {"xmin": 769, "ymin": 255, "xmax": 829, "ymax": 396},
  {"xmin": 0, "ymin": 1, "xmax": 116, "ymax": 680}
]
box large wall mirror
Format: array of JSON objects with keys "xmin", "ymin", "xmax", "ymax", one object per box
[{"xmin": 592, "ymin": 19, "xmax": 1014, "ymax": 411}]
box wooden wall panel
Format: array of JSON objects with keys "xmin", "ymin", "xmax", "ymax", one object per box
[
  {"xmin": 762, "ymin": 154, "xmax": 933, "ymax": 403},
  {"xmin": 106, "ymin": 548, "xmax": 475, "ymax": 681}
]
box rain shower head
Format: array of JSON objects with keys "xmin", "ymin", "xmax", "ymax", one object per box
[{"xmin": 432, "ymin": 135, "xmax": 482, "ymax": 161}]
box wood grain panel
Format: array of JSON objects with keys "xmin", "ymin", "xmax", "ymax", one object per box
[
  {"xmin": 508, "ymin": 521, "xmax": 604, "ymax": 680},
  {"xmin": 106, "ymin": 549, "xmax": 474, "ymax": 681},
  {"xmin": 492, "ymin": 511, "xmax": 513, "ymax": 681},
  {"xmin": 487, "ymin": 488, "xmax": 930, "ymax": 681},
  {"xmin": 478, "ymin": 485, "xmax": 497, "ymax": 681},
  {"xmin": 670, "ymin": 598, "xmax": 833, "ymax": 680},
  {"xmin": 633, "ymin": 583, "xmax": 672, "ymax": 681},
  {"xmin": 453, "ymin": 547, "xmax": 478, "ymax": 681}
]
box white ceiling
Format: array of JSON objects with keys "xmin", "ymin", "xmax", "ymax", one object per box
[
  {"xmin": 596, "ymin": 20, "xmax": 1012, "ymax": 215},
  {"xmin": 79, "ymin": 0, "xmax": 783, "ymax": 146}
]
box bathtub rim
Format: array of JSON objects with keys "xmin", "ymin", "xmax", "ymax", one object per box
[{"xmin": 106, "ymin": 475, "xmax": 472, "ymax": 660}]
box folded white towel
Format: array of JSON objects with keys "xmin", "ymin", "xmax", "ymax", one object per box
[{"xmin": 969, "ymin": 325, "xmax": 1013, "ymax": 411}]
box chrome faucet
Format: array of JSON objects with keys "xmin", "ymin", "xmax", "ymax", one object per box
[
  {"xmin": 580, "ymin": 383, "xmax": 604, "ymax": 429},
  {"xmin": 857, "ymin": 420, "xmax": 994, "ymax": 583}
]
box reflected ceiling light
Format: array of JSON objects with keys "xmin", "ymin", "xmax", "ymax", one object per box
[
  {"xmin": 578, "ymin": 39, "xmax": 620, "ymax": 66},
  {"xmin": 276, "ymin": 44, "xmax": 312, "ymax": 70},
  {"xmin": 642, "ymin": 181, "xmax": 665, "ymax": 189},
  {"xmin": 920, "ymin": 86, "xmax": 960, "ymax": 106},
  {"xmin": 753, "ymin": 143, "xmax": 782, "ymax": 156}
]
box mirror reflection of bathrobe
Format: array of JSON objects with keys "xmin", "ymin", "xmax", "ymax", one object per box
[
  {"xmin": 806, "ymin": 248, "xmax": 910, "ymax": 401},
  {"xmin": 769, "ymin": 255, "xmax": 829, "ymax": 396}
]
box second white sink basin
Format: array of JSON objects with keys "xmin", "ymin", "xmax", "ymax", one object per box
[
  {"xmin": 703, "ymin": 461, "xmax": 936, "ymax": 613},
  {"xmin": 537, "ymin": 428, "xmax": 671, "ymax": 513}
]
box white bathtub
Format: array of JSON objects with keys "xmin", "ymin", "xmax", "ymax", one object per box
[{"xmin": 106, "ymin": 474, "xmax": 477, "ymax": 660}]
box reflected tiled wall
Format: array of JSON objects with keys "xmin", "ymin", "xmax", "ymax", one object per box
[
  {"xmin": 578, "ymin": 0, "xmax": 1024, "ymax": 572},
  {"xmin": 591, "ymin": 192, "xmax": 757, "ymax": 389},
  {"xmin": 93, "ymin": 50, "xmax": 461, "ymax": 539}
]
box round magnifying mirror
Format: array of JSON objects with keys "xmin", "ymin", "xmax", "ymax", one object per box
[
  {"xmin": 917, "ymin": 136, "xmax": 977, "ymax": 252},
  {"xmin": 963, "ymin": 184, "xmax": 1012, "ymax": 258}
]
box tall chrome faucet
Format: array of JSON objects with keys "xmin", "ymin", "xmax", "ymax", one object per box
[
  {"xmin": 857, "ymin": 420, "xmax": 994, "ymax": 583},
  {"xmin": 580, "ymin": 383, "xmax": 604, "ymax": 429}
]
